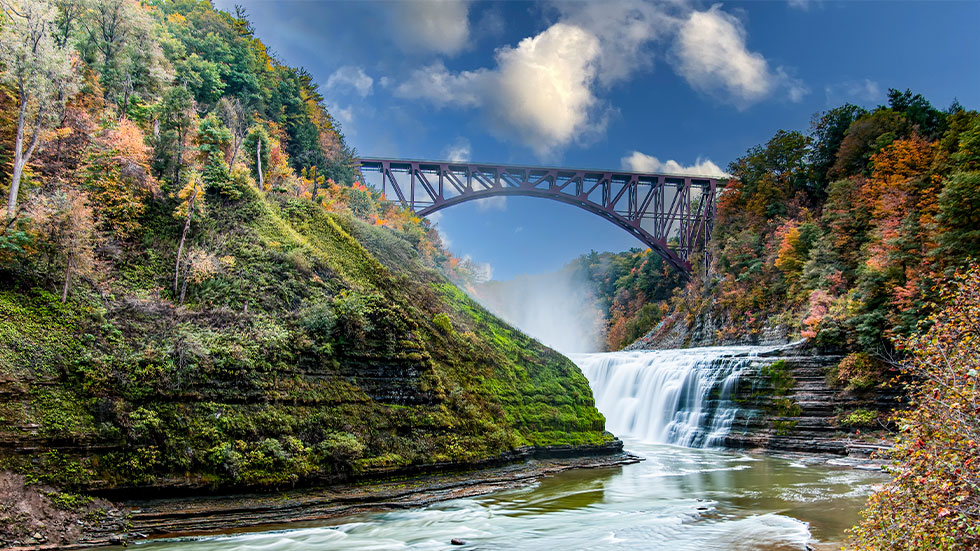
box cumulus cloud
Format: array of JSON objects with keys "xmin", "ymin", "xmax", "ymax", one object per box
[
  {"xmin": 395, "ymin": 61, "xmax": 487, "ymax": 107},
  {"xmin": 672, "ymin": 5, "xmax": 806, "ymax": 108},
  {"xmin": 326, "ymin": 66, "xmax": 374, "ymax": 97},
  {"xmin": 554, "ymin": 0, "xmax": 674, "ymax": 86},
  {"xmin": 396, "ymin": 2, "xmax": 806, "ymax": 154},
  {"xmin": 391, "ymin": 0, "xmax": 472, "ymax": 56},
  {"xmin": 824, "ymin": 78, "xmax": 881, "ymax": 105},
  {"xmin": 622, "ymin": 151, "xmax": 729, "ymax": 177},
  {"xmin": 397, "ymin": 23, "xmax": 605, "ymax": 157}
]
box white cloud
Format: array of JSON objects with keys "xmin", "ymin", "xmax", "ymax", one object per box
[
  {"xmin": 474, "ymin": 196, "xmax": 507, "ymax": 211},
  {"xmin": 824, "ymin": 78, "xmax": 881, "ymax": 105},
  {"xmin": 672, "ymin": 5, "xmax": 806, "ymax": 108},
  {"xmin": 391, "ymin": 0, "xmax": 472, "ymax": 56},
  {"xmin": 326, "ymin": 66, "xmax": 374, "ymax": 97},
  {"xmin": 443, "ymin": 137, "xmax": 472, "ymax": 162},
  {"xmin": 327, "ymin": 103, "xmax": 355, "ymax": 128},
  {"xmin": 396, "ymin": 2, "xmax": 805, "ymax": 153},
  {"xmin": 554, "ymin": 0, "xmax": 674, "ymax": 86},
  {"xmin": 396, "ymin": 23, "xmax": 605, "ymax": 157},
  {"xmin": 395, "ymin": 61, "xmax": 488, "ymax": 107},
  {"xmin": 622, "ymin": 151, "xmax": 729, "ymax": 178},
  {"xmin": 787, "ymin": 0, "xmax": 811, "ymax": 10}
]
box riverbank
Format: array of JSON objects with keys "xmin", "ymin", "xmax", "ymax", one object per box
[
  {"xmin": 1, "ymin": 443, "xmax": 637, "ymax": 550},
  {"xmin": 100, "ymin": 440, "xmax": 890, "ymax": 551}
]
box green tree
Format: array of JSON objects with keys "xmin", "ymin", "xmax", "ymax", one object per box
[
  {"xmin": 809, "ymin": 103, "xmax": 867, "ymax": 195},
  {"xmin": 153, "ymin": 86, "xmax": 194, "ymax": 187},
  {"xmin": 0, "ymin": 0, "xmax": 77, "ymax": 218},
  {"xmin": 936, "ymin": 171, "xmax": 980, "ymax": 266}
]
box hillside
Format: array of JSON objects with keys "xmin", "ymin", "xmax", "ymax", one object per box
[{"xmin": 0, "ymin": 1, "xmax": 612, "ymax": 542}]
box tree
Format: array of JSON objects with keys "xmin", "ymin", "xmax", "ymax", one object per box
[
  {"xmin": 848, "ymin": 267, "xmax": 980, "ymax": 550},
  {"xmin": 173, "ymin": 170, "xmax": 204, "ymax": 299},
  {"xmin": 153, "ymin": 86, "xmax": 194, "ymax": 187},
  {"xmin": 0, "ymin": 0, "xmax": 77, "ymax": 218},
  {"xmin": 936, "ymin": 171, "xmax": 980, "ymax": 266},
  {"xmin": 217, "ymin": 96, "xmax": 248, "ymax": 166},
  {"xmin": 26, "ymin": 188, "xmax": 95, "ymax": 302},
  {"xmin": 243, "ymin": 125, "xmax": 269, "ymax": 189},
  {"xmin": 196, "ymin": 113, "xmax": 236, "ymax": 199},
  {"xmin": 809, "ymin": 103, "xmax": 867, "ymax": 195},
  {"xmin": 79, "ymin": 0, "xmax": 159, "ymax": 103},
  {"xmin": 887, "ymin": 88, "xmax": 945, "ymax": 140}
]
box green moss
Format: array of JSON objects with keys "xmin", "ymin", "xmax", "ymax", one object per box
[
  {"xmin": 840, "ymin": 408, "xmax": 878, "ymax": 427},
  {"xmin": 0, "ymin": 179, "xmax": 610, "ymax": 493},
  {"xmin": 761, "ymin": 359, "xmax": 795, "ymax": 396}
]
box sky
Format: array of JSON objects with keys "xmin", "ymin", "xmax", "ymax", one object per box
[{"xmin": 216, "ymin": 0, "xmax": 980, "ymax": 281}]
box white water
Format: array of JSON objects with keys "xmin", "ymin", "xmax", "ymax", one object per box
[
  {"xmin": 573, "ymin": 346, "xmax": 768, "ymax": 447},
  {"xmin": 126, "ymin": 346, "xmax": 888, "ymax": 551}
]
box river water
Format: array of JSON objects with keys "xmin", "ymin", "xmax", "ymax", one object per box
[{"xmin": 134, "ymin": 348, "xmax": 886, "ymax": 551}]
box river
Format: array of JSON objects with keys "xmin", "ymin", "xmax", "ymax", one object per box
[{"xmin": 131, "ymin": 347, "xmax": 886, "ymax": 551}]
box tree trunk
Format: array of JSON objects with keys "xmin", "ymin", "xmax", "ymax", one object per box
[
  {"xmin": 173, "ymin": 181, "xmax": 197, "ymax": 296},
  {"xmin": 256, "ymin": 140, "xmax": 264, "ymax": 189},
  {"xmin": 61, "ymin": 257, "xmax": 73, "ymax": 303},
  {"xmin": 179, "ymin": 271, "xmax": 189, "ymax": 304},
  {"xmin": 175, "ymin": 127, "xmax": 184, "ymax": 189},
  {"xmin": 7, "ymin": 82, "xmax": 28, "ymax": 219},
  {"xmin": 8, "ymin": 103, "xmax": 42, "ymax": 219},
  {"xmin": 230, "ymin": 136, "xmax": 241, "ymax": 167}
]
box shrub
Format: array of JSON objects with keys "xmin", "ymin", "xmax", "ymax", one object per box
[
  {"xmin": 829, "ymin": 352, "xmax": 885, "ymax": 390},
  {"xmin": 432, "ymin": 313, "xmax": 453, "ymax": 334},
  {"xmin": 839, "ymin": 408, "xmax": 877, "ymax": 427},
  {"xmin": 848, "ymin": 268, "xmax": 980, "ymax": 550}
]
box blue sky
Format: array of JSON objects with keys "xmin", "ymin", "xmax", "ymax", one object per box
[{"xmin": 216, "ymin": 0, "xmax": 980, "ymax": 281}]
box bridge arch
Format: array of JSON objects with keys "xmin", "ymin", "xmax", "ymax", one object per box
[{"xmin": 358, "ymin": 158, "xmax": 722, "ymax": 276}]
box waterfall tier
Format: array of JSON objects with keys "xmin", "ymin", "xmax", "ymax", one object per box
[{"xmin": 572, "ymin": 347, "xmax": 769, "ymax": 448}]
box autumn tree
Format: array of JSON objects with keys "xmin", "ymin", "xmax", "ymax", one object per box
[
  {"xmin": 0, "ymin": 0, "xmax": 77, "ymax": 218},
  {"xmin": 26, "ymin": 188, "xmax": 95, "ymax": 302},
  {"xmin": 848, "ymin": 267, "xmax": 980, "ymax": 550},
  {"xmin": 217, "ymin": 96, "xmax": 248, "ymax": 166},
  {"xmin": 173, "ymin": 169, "xmax": 204, "ymax": 299}
]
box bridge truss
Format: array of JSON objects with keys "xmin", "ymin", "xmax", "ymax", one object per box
[{"xmin": 358, "ymin": 158, "xmax": 722, "ymax": 275}]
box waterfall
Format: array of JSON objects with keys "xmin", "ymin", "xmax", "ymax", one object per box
[{"xmin": 572, "ymin": 347, "xmax": 768, "ymax": 448}]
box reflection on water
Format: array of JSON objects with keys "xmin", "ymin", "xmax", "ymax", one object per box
[{"xmin": 132, "ymin": 440, "xmax": 885, "ymax": 551}]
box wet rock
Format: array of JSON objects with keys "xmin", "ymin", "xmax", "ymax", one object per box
[{"xmin": 451, "ymin": 538, "xmax": 466, "ymax": 545}]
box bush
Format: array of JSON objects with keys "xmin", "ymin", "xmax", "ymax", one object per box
[
  {"xmin": 432, "ymin": 313, "xmax": 452, "ymax": 334},
  {"xmin": 839, "ymin": 408, "xmax": 877, "ymax": 427},
  {"xmin": 829, "ymin": 352, "xmax": 885, "ymax": 390},
  {"xmin": 848, "ymin": 268, "xmax": 980, "ymax": 550}
]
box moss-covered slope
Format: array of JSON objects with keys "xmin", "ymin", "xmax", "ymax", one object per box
[{"xmin": 0, "ymin": 182, "xmax": 610, "ymax": 493}]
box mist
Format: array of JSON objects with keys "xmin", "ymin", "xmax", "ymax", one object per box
[{"xmin": 472, "ymin": 265, "xmax": 606, "ymax": 354}]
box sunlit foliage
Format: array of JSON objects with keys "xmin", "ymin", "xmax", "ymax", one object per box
[{"xmin": 848, "ymin": 267, "xmax": 980, "ymax": 550}]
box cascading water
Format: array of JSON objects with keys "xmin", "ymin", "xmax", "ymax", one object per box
[{"xmin": 572, "ymin": 346, "xmax": 769, "ymax": 448}]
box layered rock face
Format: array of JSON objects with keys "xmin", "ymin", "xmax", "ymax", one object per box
[
  {"xmin": 0, "ymin": 189, "xmax": 613, "ymax": 500},
  {"xmin": 724, "ymin": 350, "xmax": 901, "ymax": 456}
]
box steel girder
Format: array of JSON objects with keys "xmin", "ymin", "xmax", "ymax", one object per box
[{"xmin": 358, "ymin": 158, "xmax": 720, "ymax": 276}]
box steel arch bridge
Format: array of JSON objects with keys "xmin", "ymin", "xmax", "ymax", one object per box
[{"xmin": 358, "ymin": 158, "xmax": 723, "ymax": 275}]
